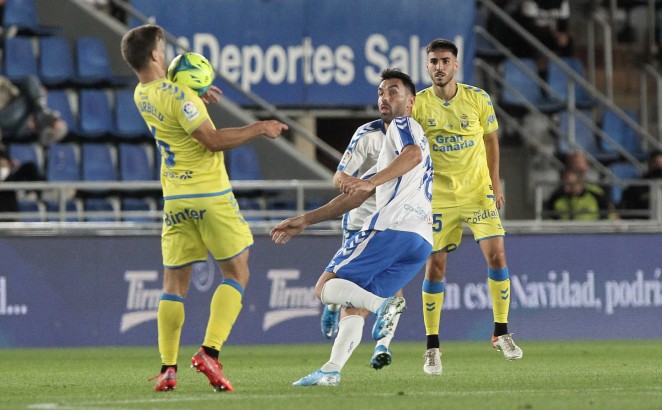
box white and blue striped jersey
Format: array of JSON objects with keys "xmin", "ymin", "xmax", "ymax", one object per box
[
  {"xmin": 361, "ymin": 116, "xmax": 433, "ymax": 244},
  {"xmin": 337, "ymin": 119, "xmax": 385, "ymax": 231}
]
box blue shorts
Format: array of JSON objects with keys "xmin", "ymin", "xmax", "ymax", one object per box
[{"xmin": 325, "ymin": 229, "xmax": 432, "ymax": 297}]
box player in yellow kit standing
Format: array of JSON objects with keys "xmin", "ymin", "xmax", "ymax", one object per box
[
  {"xmin": 412, "ymin": 38, "xmax": 523, "ymax": 375},
  {"xmin": 120, "ymin": 24, "xmax": 288, "ymax": 392}
]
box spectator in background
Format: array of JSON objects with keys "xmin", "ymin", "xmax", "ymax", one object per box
[
  {"xmin": 0, "ymin": 146, "xmax": 43, "ymax": 218},
  {"xmin": 0, "ymin": 75, "xmax": 68, "ymax": 145},
  {"xmin": 565, "ymin": 150, "xmax": 602, "ymax": 189},
  {"xmin": 619, "ymin": 150, "xmax": 662, "ymax": 219},
  {"xmin": 489, "ymin": 0, "xmax": 574, "ymax": 78},
  {"xmin": 545, "ymin": 167, "xmax": 616, "ymax": 220}
]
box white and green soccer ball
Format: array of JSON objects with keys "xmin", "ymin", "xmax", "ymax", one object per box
[{"xmin": 167, "ymin": 52, "xmax": 214, "ymax": 95}]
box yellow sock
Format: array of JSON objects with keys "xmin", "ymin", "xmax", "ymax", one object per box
[
  {"xmin": 488, "ymin": 267, "xmax": 510, "ymax": 323},
  {"xmin": 203, "ymin": 280, "xmax": 244, "ymax": 351},
  {"xmin": 422, "ymin": 279, "xmax": 445, "ymax": 335},
  {"xmin": 158, "ymin": 294, "xmax": 185, "ymax": 365}
]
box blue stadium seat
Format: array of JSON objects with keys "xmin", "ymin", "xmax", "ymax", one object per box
[
  {"xmin": 113, "ymin": 89, "xmax": 150, "ymax": 139},
  {"xmin": 78, "ymin": 89, "xmax": 113, "ymax": 139},
  {"xmin": 8, "ymin": 143, "xmax": 43, "ymax": 173},
  {"xmin": 74, "ymin": 36, "xmax": 133, "ymax": 87},
  {"xmin": 44, "ymin": 199, "xmax": 80, "ymax": 221},
  {"xmin": 46, "ymin": 143, "xmax": 80, "ymax": 181},
  {"xmin": 122, "ymin": 197, "xmax": 155, "ymax": 222},
  {"xmin": 17, "ymin": 199, "xmax": 44, "ymax": 222},
  {"xmin": 501, "ymin": 58, "xmax": 565, "ymax": 114},
  {"xmin": 39, "ymin": 36, "xmax": 75, "ymax": 88},
  {"xmin": 608, "ymin": 161, "xmax": 641, "ymax": 205},
  {"xmin": 548, "ymin": 57, "xmax": 596, "ymax": 109},
  {"xmin": 557, "ymin": 110, "xmax": 616, "ymax": 161},
  {"xmin": 46, "ymin": 89, "xmax": 79, "ymax": 136},
  {"xmin": 226, "ymin": 145, "xmax": 263, "ymax": 180},
  {"xmin": 118, "ymin": 143, "xmax": 152, "ymax": 181},
  {"xmin": 81, "ymin": 143, "xmax": 118, "ymax": 181},
  {"xmin": 601, "ymin": 109, "xmax": 647, "ymax": 161},
  {"xmin": 237, "ymin": 198, "xmax": 265, "ymax": 222},
  {"xmin": 84, "ymin": 198, "xmax": 118, "ymax": 222},
  {"xmin": 3, "ymin": 36, "xmax": 38, "ymax": 82},
  {"xmin": 2, "ymin": 0, "xmax": 58, "ymax": 36}
]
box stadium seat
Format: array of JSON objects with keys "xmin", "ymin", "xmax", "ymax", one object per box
[
  {"xmin": 121, "ymin": 197, "xmax": 155, "ymax": 222},
  {"xmin": 500, "ymin": 58, "xmax": 565, "ymax": 115},
  {"xmin": 118, "ymin": 143, "xmax": 153, "ymax": 181},
  {"xmin": 3, "ymin": 36, "xmax": 38, "ymax": 83},
  {"xmin": 2, "ymin": 0, "xmax": 58, "ymax": 36},
  {"xmin": 17, "ymin": 198, "xmax": 44, "ymax": 222},
  {"xmin": 556, "ymin": 110, "xmax": 616, "ymax": 161},
  {"xmin": 226, "ymin": 145, "xmax": 263, "ymax": 180},
  {"xmin": 600, "ymin": 109, "xmax": 647, "ymax": 161},
  {"xmin": 81, "ymin": 143, "xmax": 118, "ymax": 182},
  {"xmin": 237, "ymin": 197, "xmax": 266, "ymax": 222},
  {"xmin": 8, "ymin": 143, "xmax": 43, "ymax": 173},
  {"xmin": 608, "ymin": 161, "xmax": 641, "ymax": 205},
  {"xmin": 78, "ymin": 89, "xmax": 113, "ymax": 139},
  {"xmin": 84, "ymin": 197, "xmax": 118, "ymax": 222},
  {"xmin": 46, "ymin": 89, "xmax": 79, "ymax": 136},
  {"xmin": 74, "ymin": 36, "xmax": 133, "ymax": 87},
  {"xmin": 113, "ymin": 89, "xmax": 150, "ymax": 139},
  {"xmin": 38, "ymin": 36, "xmax": 75, "ymax": 88},
  {"xmin": 46, "ymin": 143, "xmax": 80, "ymax": 181},
  {"xmin": 44, "ymin": 198, "xmax": 80, "ymax": 221},
  {"xmin": 548, "ymin": 57, "xmax": 596, "ymax": 109}
]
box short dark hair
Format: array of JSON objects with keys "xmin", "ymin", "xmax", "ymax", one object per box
[
  {"xmin": 121, "ymin": 24, "xmax": 164, "ymax": 72},
  {"xmin": 425, "ymin": 38, "xmax": 458, "ymax": 57},
  {"xmin": 380, "ymin": 68, "xmax": 416, "ymax": 96}
]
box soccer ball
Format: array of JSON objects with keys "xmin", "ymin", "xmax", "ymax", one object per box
[{"xmin": 167, "ymin": 52, "xmax": 214, "ymax": 95}]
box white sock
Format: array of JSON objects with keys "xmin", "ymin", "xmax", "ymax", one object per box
[
  {"xmin": 321, "ymin": 315, "xmax": 364, "ymax": 373},
  {"xmin": 376, "ymin": 312, "xmax": 401, "ymax": 348},
  {"xmin": 320, "ymin": 278, "xmax": 384, "ymax": 313}
]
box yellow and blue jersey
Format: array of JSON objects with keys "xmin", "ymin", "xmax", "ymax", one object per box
[
  {"xmin": 412, "ymin": 83, "xmax": 499, "ymax": 206},
  {"xmin": 134, "ymin": 79, "xmax": 231, "ymax": 199}
]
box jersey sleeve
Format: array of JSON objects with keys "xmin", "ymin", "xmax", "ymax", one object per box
[
  {"xmin": 173, "ymin": 87, "xmax": 210, "ymax": 135},
  {"xmin": 478, "ymin": 90, "xmax": 499, "ymax": 134},
  {"xmin": 338, "ymin": 129, "xmax": 369, "ymax": 175},
  {"xmin": 389, "ymin": 116, "xmax": 416, "ymax": 151}
]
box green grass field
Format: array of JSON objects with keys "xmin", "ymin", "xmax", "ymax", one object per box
[{"xmin": 1, "ymin": 340, "xmax": 661, "ymax": 410}]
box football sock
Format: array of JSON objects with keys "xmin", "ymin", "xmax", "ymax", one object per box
[
  {"xmin": 202, "ymin": 346, "xmax": 219, "ymax": 359},
  {"xmin": 494, "ymin": 322, "xmax": 509, "ymax": 337},
  {"xmin": 160, "ymin": 364, "xmax": 177, "ymax": 373},
  {"xmin": 422, "ymin": 279, "xmax": 444, "ymax": 342},
  {"xmin": 488, "ymin": 266, "xmax": 511, "ymax": 324},
  {"xmin": 376, "ymin": 312, "xmax": 400, "ymax": 348},
  {"xmin": 427, "ymin": 334, "xmax": 440, "ymax": 349},
  {"xmin": 321, "ymin": 315, "xmax": 364, "ymax": 373},
  {"xmin": 158, "ymin": 293, "xmax": 185, "ymax": 366},
  {"xmin": 202, "ymin": 279, "xmax": 243, "ymax": 352},
  {"xmin": 320, "ymin": 278, "xmax": 384, "ymax": 313}
]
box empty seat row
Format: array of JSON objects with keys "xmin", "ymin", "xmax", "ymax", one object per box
[
  {"xmin": 8, "ymin": 142, "xmax": 159, "ymax": 182},
  {"xmin": 17, "ymin": 197, "xmax": 159, "ymax": 222},
  {"xmin": 3, "ymin": 34, "xmax": 133, "ymax": 88}
]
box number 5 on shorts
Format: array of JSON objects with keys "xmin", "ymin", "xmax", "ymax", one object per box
[{"xmin": 432, "ymin": 213, "xmax": 442, "ymax": 232}]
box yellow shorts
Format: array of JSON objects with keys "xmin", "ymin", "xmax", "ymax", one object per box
[
  {"xmin": 161, "ymin": 191, "xmax": 253, "ymax": 268},
  {"xmin": 431, "ymin": 196, "xmax": 505, "ymax": 253}
]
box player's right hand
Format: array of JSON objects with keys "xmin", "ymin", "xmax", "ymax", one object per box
[
  {"xmin": 261, "ymin": 120, "xmax": 289, "ymax": 139},
  {"xmin": 271, "ymin": 216, "xmax": 307, "ymax": 244}
]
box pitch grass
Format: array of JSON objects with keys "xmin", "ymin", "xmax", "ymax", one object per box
[{"xmin": 1, "ymin": 340, "xmax": 661, "ymax": 410}]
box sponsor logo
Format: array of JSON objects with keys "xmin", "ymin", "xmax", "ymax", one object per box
[
  {"xmin": 0, "ymin": 277, "xmax": 28, "ymax": 316},
  {"xmin": 262, "ymin": 269, "xmax": 319, "ymax": 331},
  {"xmin": 163, "ymin": 208, "xmax": 207, "ymax": 226},
  {"xmin": 182, "ymin": 101, "xmax": 200, "ymax": 121},
  {"xmin": 120, "ymin": 271, "xmax": 161, "ymax": 333},
  {"xmin": 465, "ymin": 208, "xmax": 500, "ymax": 224}
]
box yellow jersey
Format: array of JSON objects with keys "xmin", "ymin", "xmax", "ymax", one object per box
[
  {"xmin": 412, "ymin": 83, "xmax": 499, "ymax": 206},
  {"xmin": 134, "ymin": 79, "xmax": 231, "ymax": 199}
]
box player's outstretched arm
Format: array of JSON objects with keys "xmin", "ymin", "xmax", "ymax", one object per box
[
  {"xmin": 192, "ymin": 119, "xmax": 288, "ymax": 152},
  {"xmin": 341, "ymin": 144, "xmax": 422, "ymax": 195},
  {"xmin": 271, "ymin": 190, "xmax": 371, "ymax": 245},
  {"xmin": 199, "ymin": 85, "xmax": 222, "ymax": 104}
]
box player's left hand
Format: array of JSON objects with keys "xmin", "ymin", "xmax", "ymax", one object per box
[
  {"xmin": 200, "ymin": 85, "xmax": 222, "ymax": 104},
  {"xmin": 494, "ymin": 189, "xmax": 505, "ymax": 209}
]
